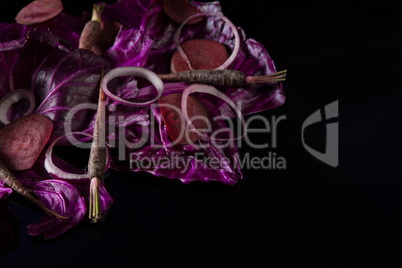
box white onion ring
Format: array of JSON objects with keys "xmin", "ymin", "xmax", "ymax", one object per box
[
  {"xmin": 174, "ymin": 12, "xmax": 240, "ymax": 71},
  {"xmin": 0, "ymin": 89, "xmax": 35, "ymax": 124},
  {"xmin": 45, "ymin": 132, "xmax": 111, "ymax": 180},
  {"xmin": 102, "ymin": 67, "xmax": 164, "ymax": 107},
  {"xmin": 181, "ymin": 84, "xmax": 247, "ymax": 142}
]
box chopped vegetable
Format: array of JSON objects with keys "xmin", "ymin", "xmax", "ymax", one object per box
[
  {"xmin": 15, "ymin": 0, "xmax": 63, "ymax": 25},
  {"xmin": 158, "ymin": 93, "xmax": 209, "ymax": 145},
  {"xmin": 171, "ymin": 39, "xmax": 229, "ymax": 72},
  {"xmin": 181, "ymin": 84, "xmax": 247, "ymax": 142},
  {"xmin": 102, "ymin": 66, "xmax": 164, "ymax": 107},
  {"xmin": 0, "ymin": 0, "xmax": 287, "ymax": 238},
  {"xmin": 0, "ymin": 114, "xmax": 53, "ymax": 171},
  {"xmin": 174, "ymin": 12, "xmax": 240, "ymax": 71},
  {"xmin": 44, "ymin": 132, "xmax": 93, "ymax": 180},
  {"xmin": 163, "ymin": 0, "xmax": 202, "ymax": 24},
  {"xmin": 0, "ymin": 89, "xmax": 35, "ymax": 125}
]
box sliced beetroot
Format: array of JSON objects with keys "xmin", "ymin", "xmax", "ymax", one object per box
[
  {"xmin": 158, "ymin": 93, "xmax": 208, "ymax": 145},
  {"xmin": 0, "ymin": 114, "xmax": 53, "ymax": 170},
  {"xmin": 15, "ymin": 0, "xmax": 63, "ymax": 25},
  {"xmin": 171, "ymin": 39, "xmax": 230, "ymax": 72},
  {"xmin": 163, "ymin": 0, "xmax": 203, "ymax": 25}
]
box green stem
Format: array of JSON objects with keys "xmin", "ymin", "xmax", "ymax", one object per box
[
  {"xmin": 89, "ymin": 177, "xmax": 101, "ymax": 222},
  {"xmin": 91, "ymin": 3, "xmax": 105, "ymax": 23}
]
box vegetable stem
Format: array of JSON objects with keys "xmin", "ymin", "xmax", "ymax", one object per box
[
  {"xmin": 91, "ymin": 3, "xmax": 105, "ymax": 23},
  {"xmin": 87, "ymin": 69, "xmax": 106, "ymax": 222}
]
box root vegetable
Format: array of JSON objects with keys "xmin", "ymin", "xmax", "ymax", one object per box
[
  {"xmin": 91, "ymin": 21, "xmax": 122, "ymax": 56},
  {"xmin": 158, "ymin": 69, "xmax": 287, "ymax": 87},
  {"xmin": 79, "ymin": 3, "xmax": 105, "ymax": 51},
  {"xmin": 87, "ymin": 71, "xmax": 106, "ymax": 222}
]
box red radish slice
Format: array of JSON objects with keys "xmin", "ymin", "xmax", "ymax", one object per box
[
  {"xmin": 170, "ymin": 39, "xmax": 229, "ymax": 72},
  {"xmin": 15, "ymin": 0, "xmax": 63, "ymax": 25},
  {"xmin": 0, "ymin": 114, "xmax": 53, "ymax": 170},
  {"xmin": 174, "ymin": 12, "xmax": 240, "ymax": 71},
  {"xmin": 163, "ymin": 0, "xmax": 202, "ymax": 25},
  {"xmin": 158, "ymin": 93, "xmax": 208, "ymax": 145}
]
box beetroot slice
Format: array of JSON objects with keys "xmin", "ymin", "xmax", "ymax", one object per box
[
  {"xmin": 171, "ymin": 39, "xmax": 230, "ymax": 72},
  {"xmin": 15, "ymin": 0, "xmax": 63, "ymax": 25},
  {"xmin": 163, "ymin": 0, "xmax": 203, "ymax": 25},
  {"xmin": 158, "ymin": 93, "xmax": 208, "ymax": 145},
  {"xmin": 0, "ymin": 114, "xmax": 53, "ymax": 170}
]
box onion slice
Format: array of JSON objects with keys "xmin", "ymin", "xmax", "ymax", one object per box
[
  {"xmin": 102, "ymin": 67, "xmax": 164, "ymax": 107},
  {"xmin": 0, "ymin": 89, "xmax": 35, "ymax": 125},
  {"xmin": 181, "ymin": 84, "xmax": 246, "ymax": 142},
  {"xmin": 174, "ymin": 12, "xmax": 240, "ymax": 71},
  {"xmin": 44, "ymin": 132, "xmax": 111, "ymax": 180}
]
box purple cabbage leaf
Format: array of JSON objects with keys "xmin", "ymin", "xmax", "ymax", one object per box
[
  {"xmin": 104, "ymin": 0, "xmax": 284, "ymax": 184},
  {"xmin": 0, "ymin": 31, "xmax": 113, "ymax": 238}
]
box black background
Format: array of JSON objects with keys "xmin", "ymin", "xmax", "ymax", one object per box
[{"xmin": 1, "ymin": 0, "xmax": 402, "ymax": 266}]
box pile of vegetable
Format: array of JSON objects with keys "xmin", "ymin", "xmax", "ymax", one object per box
[{"xmin": 0, "ymin": 0, "xmax": 285, "ymax": 239}]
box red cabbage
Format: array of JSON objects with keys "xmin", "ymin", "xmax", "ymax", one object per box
[
  {"xmin": 104, "ymin": 0, "xmax": 284, "ymax": 184},
  {"xmin": 0, "ymin": 180, "xmax": 13, "ymax": 199},
  {"xmin": 0, "ymin": 0, "xmax": 285, "ymax": 237},
  {"xmin": 25, "ymin": 179, "xmax": 87, "ymax": 239},
  {"xmin": 0, "ymin": 30, "xmax": 112, "ymax": 237},
  {"xmin": 105, "ymin": 0, "xmax": 284, "ymax": 116},
  {"xmin": 0, "ymin": 12, "xmax": 83, "ymax": 50},
  {"xmin": 112, "ymin": 102, "xmax": 243, "ymax": 185},
  {"xmin": 0, "ymin": 30, "xmax": 110, "ymax": 140}
]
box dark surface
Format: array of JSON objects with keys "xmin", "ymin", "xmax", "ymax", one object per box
[{"xmin": 1, "ymin": 0, "xmax": 402, "ymax": 266}]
